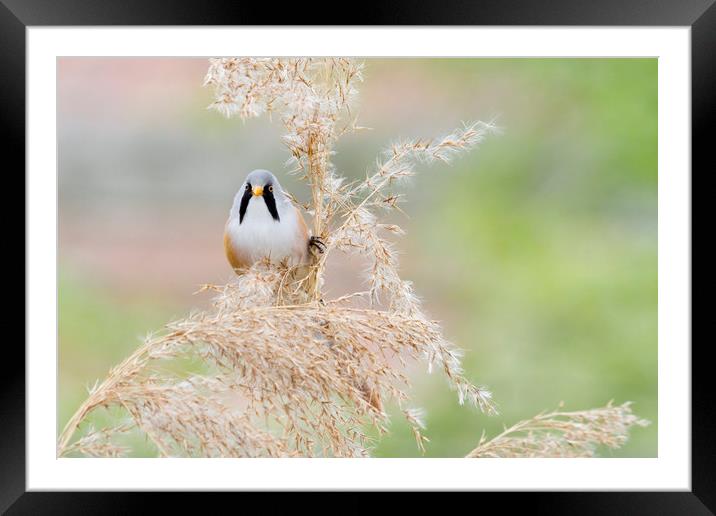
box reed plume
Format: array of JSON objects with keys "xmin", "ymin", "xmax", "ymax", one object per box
[{"xmin": 466, "ymin": 401, "xmax": 650, "ymax": 458}]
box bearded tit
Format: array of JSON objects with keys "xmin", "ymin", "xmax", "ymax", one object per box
[{"xmin": 224, "ymin": 169, "xmax": 325, "ymax": 272}]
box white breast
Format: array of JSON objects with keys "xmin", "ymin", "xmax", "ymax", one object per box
[{"xmin": 226, "ymin": 196, "xmax": 304, "ymax": 265}]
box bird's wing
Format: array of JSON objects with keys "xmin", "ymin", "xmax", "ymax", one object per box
[{"xmin": 224, "ymin": 224, "xmax": 251, "ymax": 272}]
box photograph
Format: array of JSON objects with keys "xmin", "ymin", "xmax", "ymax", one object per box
[{"xmin": 56, "ymin": 56, "xmax": 657, "ymax": 459}]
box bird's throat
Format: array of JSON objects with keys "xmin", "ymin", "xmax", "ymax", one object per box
[{"xmin": 239, "ymin": 193, "xmax": 281, "ymax": 225}]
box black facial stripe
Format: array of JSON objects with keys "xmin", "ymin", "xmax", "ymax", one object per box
[
  {"xmin": 238, "ymin": 183, "xmax": 252, "ymax": 224},
  {"xmin": 263, "ymin": 185, "xmax": 281, "ymax": 222}
]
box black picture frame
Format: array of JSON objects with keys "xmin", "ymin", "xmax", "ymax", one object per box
[{"xmin": 4, "ymin": 0, "xmax": 708, "ymax": 511}]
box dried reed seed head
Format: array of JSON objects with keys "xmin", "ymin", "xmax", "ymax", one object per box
[
  {"xmin": 60, "ymin": 422, "xmax": 134, "ymax": 458},
  {"xmin": 466, "ymin": 402, "xmax": 650, "ymax": 458}
]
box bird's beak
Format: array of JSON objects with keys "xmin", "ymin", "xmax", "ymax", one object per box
[{"xmin": 252, "ymin": 185, "xmax": 264, "ymax": 197}]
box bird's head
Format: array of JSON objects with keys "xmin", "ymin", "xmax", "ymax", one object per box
[
  {"xmin": 236, "ymin": 169, "xmax": 286, "ymax": 224},
  {"xmin": 244, "ymin": 169, "xmax": 283, "ymax": 198}
]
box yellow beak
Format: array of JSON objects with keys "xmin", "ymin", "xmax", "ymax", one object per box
[{"xmin": 252, "ymin": 185, "xmax": 264, "ymax": 197}]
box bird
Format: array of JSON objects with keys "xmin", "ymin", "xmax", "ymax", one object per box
[{"xmin": 224, "ymin": 169, "xmax": 325, "ymax": 272}]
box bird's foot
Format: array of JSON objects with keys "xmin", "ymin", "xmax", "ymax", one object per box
[{"xmin": 308, "ymin": 235, "xmax": 327, "ymax": 255}]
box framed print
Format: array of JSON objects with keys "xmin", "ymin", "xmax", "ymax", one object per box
[{"xmin": 5, "ymin": 0, "xmax": 709, "ymax": 510}]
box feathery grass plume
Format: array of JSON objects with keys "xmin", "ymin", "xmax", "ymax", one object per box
[
  {"xmin": 59, "ymin": 58, "xmax": 499, "ymax": 458},
  {"xmin": 59, "ymin": 422, "xmax": 133, "ymax": 458},
  {"xmin": 466, "ymin": 401, "xmax": 650, "ymax": 458}
]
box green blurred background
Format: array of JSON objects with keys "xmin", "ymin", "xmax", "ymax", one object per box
[{"xmin": 58, "ymin": 58, "xmax": 657, "ymax": 457}]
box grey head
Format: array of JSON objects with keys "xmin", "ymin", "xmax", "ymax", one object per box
[
  {"xmin": 244, "ymin": 169, "xmax": 285, "ymax": 195},
  {"xmin": 231, "ymin": 169, "xmax": 289, "ymax": 223}
]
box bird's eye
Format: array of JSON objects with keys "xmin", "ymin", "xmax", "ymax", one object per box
[
  {"xmin": 268, "ymin": 185, "xmax": 274, "ymax": 193},
  {"xmin": 246, "ymin": 184, "xmax": 251, "ymax": 191}
]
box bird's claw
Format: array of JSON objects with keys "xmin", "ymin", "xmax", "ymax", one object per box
[{"xmin": 309, "ymin": 236, "xmax": 327, "ymax": 255}]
